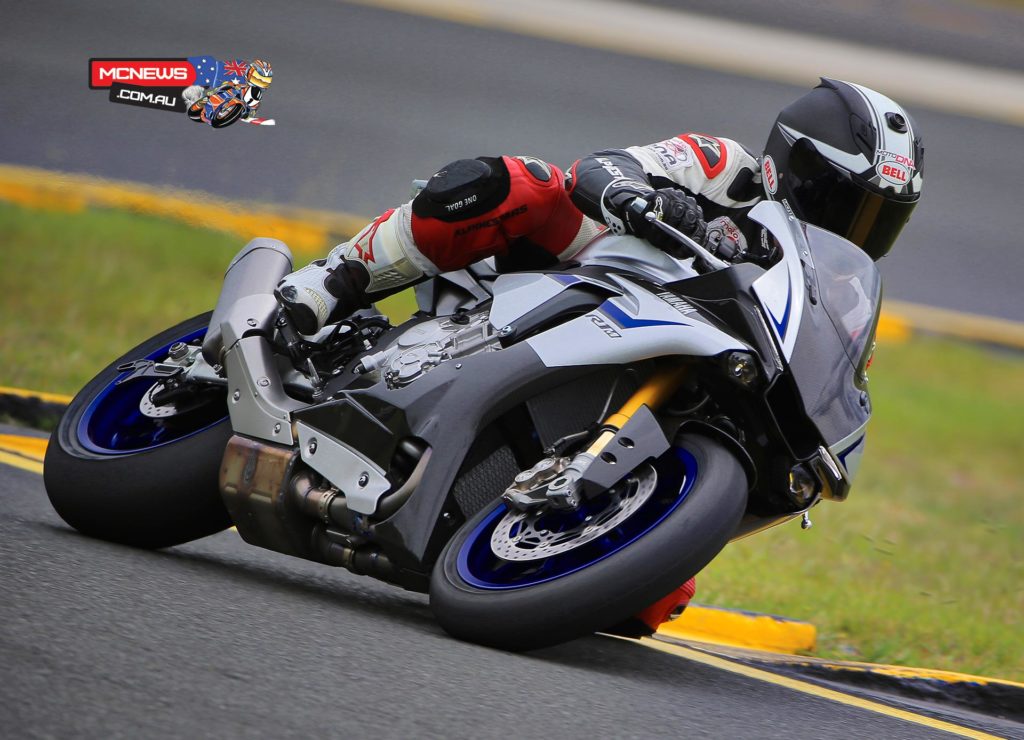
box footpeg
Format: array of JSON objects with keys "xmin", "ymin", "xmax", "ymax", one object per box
[{"xmin": 115, "ymin": 359, "xmax": 183, "ymax": 385}]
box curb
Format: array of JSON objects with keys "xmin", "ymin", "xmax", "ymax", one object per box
[
  {"xmin": 664, "ymin": 640, "xmax": 1024, "ymax": 723},
  {"xmin": 771, "ymin": 659, "xmax": 1024, "ymax": 723},
  {"xmin": 883, "ymin": 299, "xmax": 1024, "ymax": 352},
  {"xmin": 0, "ymin": 163, "xmax": 364, "ymax": 255},
  {"xmin": 4, "ymin": 163, "xmax": 1024, "ymax": 352},
  {"xmin": 0, "ymin": 386, "xmax": 69, "ymax": 432},
  {"xmin": 657, "ymin": 604, "xmax": 816, "ymax": 654}
]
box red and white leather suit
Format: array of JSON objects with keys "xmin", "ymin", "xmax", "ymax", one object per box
[{"xmin": 325, "ymin": 136, "xmax": 761, "ymax": 311}]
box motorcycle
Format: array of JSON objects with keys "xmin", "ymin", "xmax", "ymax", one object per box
[
  {"xmin": 44, "ymin": 200, "xmax": 879, "ymax": 651},
  {"xmin": 186, "ymin": 82, "xmax": 247, "ymax": 128}
]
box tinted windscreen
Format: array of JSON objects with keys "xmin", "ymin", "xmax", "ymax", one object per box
[
  {"xmin": 779, "ymin": 225, "xmax": 880, "ymax": 448},
  {"xmin": 804, "ymin": 223, "xmax": 881, "ymax": 370}
]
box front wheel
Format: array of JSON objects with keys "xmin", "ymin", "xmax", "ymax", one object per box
[
  {"xmin": 44, "ymin": 313, "xmax": 233, "ymax": 549},
  {"xmin": 429, "ymin": 433, "xmax": 748, "ymax": 651}
]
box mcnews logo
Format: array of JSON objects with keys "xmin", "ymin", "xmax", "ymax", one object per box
[{"xmin": 88, "ymin": 57, "xmax": 276, "ymax": 127}]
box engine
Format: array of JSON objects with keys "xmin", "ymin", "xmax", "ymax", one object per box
[{"xmin": 358, "ymin": 311, "xmax": 499, "ymax": 388}]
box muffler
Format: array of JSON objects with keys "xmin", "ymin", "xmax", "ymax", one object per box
[{"xmin": 202, "ymin": 237, "xmax": 293, "ymax": 364}]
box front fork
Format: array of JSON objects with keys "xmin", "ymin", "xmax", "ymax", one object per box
[{"xmin": 505, "ymin": 364, "xmax": 688, "ymax": 510}]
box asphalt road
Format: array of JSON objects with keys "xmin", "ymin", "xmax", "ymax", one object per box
[
  {"xmin": 1, "ymin": 0, "xmax": 1023, "ymax": 321},
  {"xmin": 3, "ymin": 450, "xmax": 1015, "ymax": 739}
]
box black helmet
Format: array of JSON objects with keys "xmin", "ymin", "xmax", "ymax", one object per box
[{"xmin": 763, "ymin": 78, "xmax": 924, "ymax": 260}]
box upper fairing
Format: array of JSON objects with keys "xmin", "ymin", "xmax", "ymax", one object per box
[{"xmin": 748, "ymin": 201, "xmax": 807, "ymax": 361}]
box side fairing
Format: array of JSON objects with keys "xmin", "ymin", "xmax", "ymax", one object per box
[
  {"xmin": 749, "ymin": 201, "xmax": 808, "ymax": 362},
  {"xmin": 524, "ymin": 274, "xmax": 749, "ymax": 367}
]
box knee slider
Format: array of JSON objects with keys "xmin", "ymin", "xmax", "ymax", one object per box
[{"xmin": 412, "ymin": 157, "xmax": 510, "ymax": 222}]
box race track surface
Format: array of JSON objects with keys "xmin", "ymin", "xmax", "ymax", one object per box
[
  {"xmin": 1, "ymin": 0, "xmax": 1023, "ymax": 321},
  {"xmin": 2, "ymin": 452, "xmax": 1011, "ymax": 739}
]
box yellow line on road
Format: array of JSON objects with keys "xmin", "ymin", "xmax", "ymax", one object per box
[
  {"xmin": 0, "ymin": 434, "xmax": 47, "ymax": 462},
  {"xmin": 0, "ymin": 449, "xmax": 45, "ymax": 476},
  {"xmin": 636, "ymin": 637, "xmax": 1003, "ymax": 739}
]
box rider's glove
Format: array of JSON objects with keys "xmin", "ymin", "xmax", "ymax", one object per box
[
  {"xmin": 624, "ymin": 189, "xmax": 706, "ymax": 251},
  {"xmin": 703, "ymin": 216, "xmax": 748, "ymax": 263}
]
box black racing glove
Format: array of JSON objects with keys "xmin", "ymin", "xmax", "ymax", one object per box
[
  {"xmin": 703, "ymin": 216, "xmax": 749, "ymax": 263},
  {"xmin": 624, "ymin": 189, "xmax": 707, "ymax": 251}
]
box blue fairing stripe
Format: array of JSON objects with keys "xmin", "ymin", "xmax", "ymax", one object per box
[
  {"xmin": 601, "ymin": 300, "xmax": 688, "ymax": 330},
  {"xmin": 550, "ymin": 273, "xmax": 583, "ymax": 286},
  {"xmin": 838, "ymin": 436, "xmax": 865, "ymax": 467},
  {"xmin": 766, "ymin": 271, "xmax": 793, "ymax": 340}
]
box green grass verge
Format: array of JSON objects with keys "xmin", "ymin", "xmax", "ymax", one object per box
[
  {"xmin": 2, "ymin": 201, "xmax": 1021, "ymax": 680},
  {"xmin": 0, "ymin": 201, "xmax": 414, "ymax": 394},
  {"xmin": 701, "ymin": 335, "xmax": 1024, "ymax": 681}
]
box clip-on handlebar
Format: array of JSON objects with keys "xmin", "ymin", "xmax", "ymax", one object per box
[{"xmin": 626, "ymin": 198, "xmax": 729, "ymax": 274}]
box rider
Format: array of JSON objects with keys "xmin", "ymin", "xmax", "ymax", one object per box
[
  {"xmin": 240, "ymin": 59, "xmax": 272, "ymax": 122},
  {"xmin": 274, "ymin": 78, "xmax": 924, "ymax": 635}
]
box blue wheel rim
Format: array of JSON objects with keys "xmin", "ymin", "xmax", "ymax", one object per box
[
  {"xmin": 455, "ymin": 447, "xmax": 698, "ymax": 590},
  {"xmin": 76, "ymin": 327, "xmax": 227, "ymax": 455}
]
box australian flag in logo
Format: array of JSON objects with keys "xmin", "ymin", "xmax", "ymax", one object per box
[{"xmin": 187, "ymin": 56, "xmax": 248, "ymax": 88}]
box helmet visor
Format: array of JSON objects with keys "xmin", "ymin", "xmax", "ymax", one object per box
[
  {"xmin": 787, "ymin": 138, "xmax": 917, "ymax": 260},
  {"xmin": 247, "ymin": 70, "xmax": 272, "ymax": 88}
]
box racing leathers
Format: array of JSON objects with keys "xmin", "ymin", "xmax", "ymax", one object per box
[
  {"xmin": 566, "ymin": 132, "xmax": 765, "ymax": 263},
  {"xmin": 276, "ymin": 134, "xmax": 766, "ymax": 335},
  {"xmin": 276, "ymin": 155, "xmax": 603, "ymax": 334}
]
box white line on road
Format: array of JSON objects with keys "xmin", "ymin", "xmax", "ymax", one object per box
[{"xmin": 345, "ymin": 0, "xmax": 1024, "ymax": 127}]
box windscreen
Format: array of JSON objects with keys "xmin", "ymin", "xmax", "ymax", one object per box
[
  {"xmin": 779, "ymin": 225, "xmax": 880, "ymax": 449},
  {"xmin": 804, "ymin": 223, "xmax": 881, "ymax": 373}
]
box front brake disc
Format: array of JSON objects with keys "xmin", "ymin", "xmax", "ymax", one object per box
[{"xmin": 489, "ymin": 464, "xmax": 658, "ymax": 562}]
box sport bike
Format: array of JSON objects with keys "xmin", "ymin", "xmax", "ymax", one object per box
[{"xmin": 45, "ymin": 201, "xmax": 879, "ymax": 650}]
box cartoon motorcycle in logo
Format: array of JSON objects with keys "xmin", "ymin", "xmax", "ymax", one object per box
[{"xmin": 184, "ymin": 59, "xmax": 274, "ymax": 128}]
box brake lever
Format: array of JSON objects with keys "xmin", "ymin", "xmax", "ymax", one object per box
[{"xmin": 645, "ymin": 213, "xmax": 729, "ymax": 273}]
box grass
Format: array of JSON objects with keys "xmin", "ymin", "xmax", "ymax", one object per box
[
  {"xmin": 0, "ymin": 201, "xmax": 412, "ymax": 393},
  {"xmin": 1, "ymin": 201, "xmax": 1021, "ymax": 680},
  {"xmin": 700, "ymin": 336, "xmax": 1024, "ymax": 681}
]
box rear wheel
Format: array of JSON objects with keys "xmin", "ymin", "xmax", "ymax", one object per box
[
  {"xmin": 44, "ymin": 313, "xmax": 233, "ymax": 549},
  {"xmin": 430, "ymin": 433, "xmax": 747, "ymax": 651}
]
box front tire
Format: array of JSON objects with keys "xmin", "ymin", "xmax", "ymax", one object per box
[
  {"xmin": 44, "ymin": 313, "xmax": 233, "ymax": 549},
  {"xmin": 429, "ymin": 433, "xmax": 748, "ymax": 651}
]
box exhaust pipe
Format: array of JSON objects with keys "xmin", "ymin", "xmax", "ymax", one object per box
[{"xmin": 202, "ymin": 237, "xmax": 293, "ymax": 364}]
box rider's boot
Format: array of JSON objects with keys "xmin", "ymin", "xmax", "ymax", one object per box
[
  {"xmin": 274, "ymin": 258, "xmax": 339, "ymax": 335},
  {"xmin": 275, "ymin": 207, "xmax": 429, "ymax": 335}
]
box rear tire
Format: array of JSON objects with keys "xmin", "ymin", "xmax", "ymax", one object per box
[
  {"xmin": 430, "ymin": 433, "xmax": 747, "ymax": 651},
  {"xmin": 44, "ymin": 313, "xmax": 233, "ymax": 549}
]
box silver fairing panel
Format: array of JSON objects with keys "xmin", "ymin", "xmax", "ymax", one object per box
[
  {"xmin": 481, "ymin": 232, "xmax": 749, "ymax": 369},
  {"xmin": 523, "ymin": 275, "xmax": 749, "ymax": 367}
]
